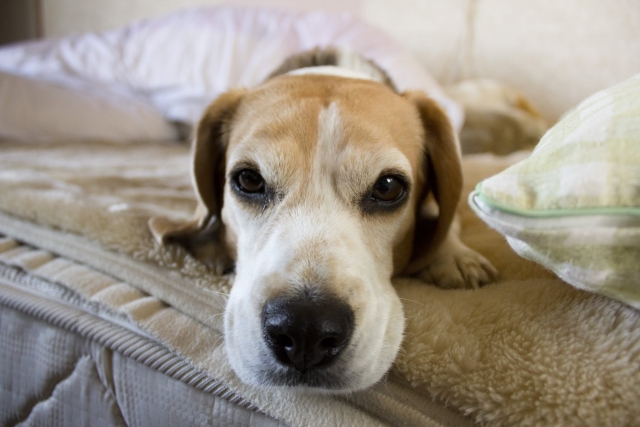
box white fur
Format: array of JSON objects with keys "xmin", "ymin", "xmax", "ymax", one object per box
[
  {"xmin": 336, "ymin": 49, "xmax": 389, "ymax": 84},
  {"xmin": 286, "ymin": 65, "xmax": 379, "ymax": 82},
  {"xmin": 286, "ymin": 48, "xmax": 389, "ymax": 86}
]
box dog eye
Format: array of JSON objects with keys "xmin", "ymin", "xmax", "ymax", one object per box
[
  {"xmin": 371, "ymin": 176, "xmax": 405, "ymax": 202},
  {"xmin": 236, "ymin": 169, "xmax": 265, "ymax": 193}
]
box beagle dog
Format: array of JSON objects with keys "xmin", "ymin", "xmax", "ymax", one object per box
[{"xmin": 149, "ymin": 48, "xmax": 496, "ymax": 392}]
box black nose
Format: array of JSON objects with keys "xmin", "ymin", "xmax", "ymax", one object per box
[{"xmin": 261, "ymin": 294, "xmax": 354, "ymax": 372}]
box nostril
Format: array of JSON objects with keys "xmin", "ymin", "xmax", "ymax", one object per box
[
  {"xmin": 271, "ymin": 333, "xmax": 293, "ymax": 348},
  {"xmin": 319, "ymin": 336, "xmax": 343, "ymax": 349},
  {"xmin": 264, "ymin": 326, "xmax": 294, "ymax": 348},
  {"xmin": 263, "ymin": 313, "xmax": 295, "ymax": 348}
]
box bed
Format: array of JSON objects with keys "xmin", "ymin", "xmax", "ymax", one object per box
[{"xmin": 1, "ymin": 5, "xmax": 639, "ymax": 427}]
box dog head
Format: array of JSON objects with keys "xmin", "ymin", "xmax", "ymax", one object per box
[{"xmin": 150, "ymin": 50, "xmax": 462, "ymax": 392}]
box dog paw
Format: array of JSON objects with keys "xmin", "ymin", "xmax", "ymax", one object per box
[{"xmin": 417, "ymin": 247, "xmax": 497, "ymax": 289}]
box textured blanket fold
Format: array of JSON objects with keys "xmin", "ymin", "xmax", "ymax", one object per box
[{"xmin": 1, "ymin": 141, "xmax": 639, "ymax": 426}]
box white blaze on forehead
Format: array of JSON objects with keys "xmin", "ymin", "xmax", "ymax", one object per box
[
  {"xmin": 312, "ymin": 102, "xmax": 342, "ymax": 197},
  {"xmin": 317, "ymin": 102, "xmax": 343, "ymax": 154}
]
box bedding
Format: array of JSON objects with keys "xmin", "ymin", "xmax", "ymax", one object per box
[
  {"xmin": 1, "ymin": 141, "xmax": 639, "ymax": 427},
  {"xmin": 470, "ymin": 74, "xmax": 640, "ymax": 308},
  {"xmin": 0, "ymin": 6, "xmax": 462, "ymax": 142}
]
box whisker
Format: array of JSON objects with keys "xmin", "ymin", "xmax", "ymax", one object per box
[
  {"xmin": 397, "ymin": 297, "xmax": 428, "ymax": 308},
  {"xmin": 201, "ymin": 312, "xmax": 226, "ymax": 324}
]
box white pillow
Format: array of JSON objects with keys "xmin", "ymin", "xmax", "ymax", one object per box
[
  {"xmin": 470, "ymin": 74, "xmax": 640, "ymax": 308},
  {"xmin": 0, "ymin": 71, "xmax": 177, "ymax": 142}
]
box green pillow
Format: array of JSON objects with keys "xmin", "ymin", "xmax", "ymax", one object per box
[{"xmin": 470, "ymin": 74, "xmax": 640, "ymax": 308}]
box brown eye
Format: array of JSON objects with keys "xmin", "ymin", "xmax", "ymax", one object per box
[
  {"xmin": 236, "ymin": 169, "xmax": 265, "ymax": 194},
  {"xmin": 371, "ymin": 175, "xmax": 405, "ymax": 202}
]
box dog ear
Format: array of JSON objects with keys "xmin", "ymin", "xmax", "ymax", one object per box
[
  {"xmin": 148, "ymin": 89, "xmax": 246, "ymax": 270},
  {"xmin": 402, "ymin": 91, "xmax": 463, "ymax": 275}
]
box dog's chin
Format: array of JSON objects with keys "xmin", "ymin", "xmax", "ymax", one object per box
[
  {"xmin": 253, "ymin": 356, "xmax": 355, "ymax": 391},
  {"xmin": 226, "ymin": 346, "xmax": 396, "ymax": 393}
]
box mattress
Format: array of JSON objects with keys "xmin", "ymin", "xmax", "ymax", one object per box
[
  {"xmin": 1, "ymin": 141, "xmax": 639, "ymax": 427},
  {"xmin": 0, "ymin": 246, "xmax": 280, "ymax": 427}
]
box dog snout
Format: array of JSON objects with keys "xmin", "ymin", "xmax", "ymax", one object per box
[{"xmin": 261, "ymin": 294, "xmax": 354, "ymax": 372}]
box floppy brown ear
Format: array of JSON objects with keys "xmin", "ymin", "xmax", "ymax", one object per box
[
  {"xmin": 402, "ymin": 91, "xmax": 463, "ymax": 275},
  {"xmin": 148, "ymin": 89, "xmax": 246, "ymax": 268}
]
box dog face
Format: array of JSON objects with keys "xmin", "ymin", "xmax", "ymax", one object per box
[{"xmin": 150, "ymin": 73, "xmax": 462, "ymax": 392}]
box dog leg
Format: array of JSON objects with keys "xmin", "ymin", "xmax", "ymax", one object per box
[{"xmin": 417, "ymin": 217, "xmax": 497, "ymax": 289}]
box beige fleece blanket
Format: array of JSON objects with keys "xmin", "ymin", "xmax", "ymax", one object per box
[{"xmin": 1, "ymin": 140, "xmax": 638, "ymax": 426}]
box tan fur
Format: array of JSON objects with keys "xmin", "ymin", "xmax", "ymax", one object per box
[
  {"xmin": 225, "ymin": 76, "xmax": 425, "ymax": 281},
  {"xmin": 151, "ymin": 71, "xmax": 497, "ymax": 286},
  {"xmin": 232, "ymin": 76, "xmax": 455, "ymax": 274},
  {"xmin": 401, "ymin": 91, "xmax": 464, "ymax": 274},
  {"xmin": 268, "ymin": 47, "xmax": 340, "ymax": 79}
]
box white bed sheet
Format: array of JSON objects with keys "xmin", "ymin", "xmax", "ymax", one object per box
[{"xmin": 0, "ymin": 6, "xmax": 462, "ymax": 142}]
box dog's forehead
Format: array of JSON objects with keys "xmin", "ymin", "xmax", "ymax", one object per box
[{"xmin": 227, "ymin": 76, "xmax": 425, "ymax": 176}]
